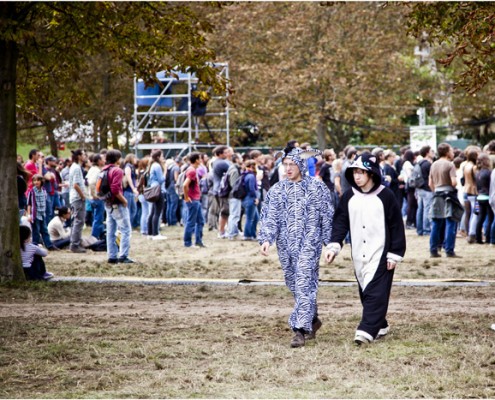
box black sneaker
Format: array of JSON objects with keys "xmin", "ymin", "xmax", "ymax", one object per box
[
  {"xmin": 70, "ymin": 246, "xmax": 86, "ymax": 253},
  {"xmin": 118, "ymin": 257, "xmax": 135, "ymax": 264},
  {"xmin": 446, "ymin": 252, "xmax": 462, "ymax": 258},
  {"xmin": 48, "ymin": 246, "xmax": 61, "ymax": 251},
  {"xmin": 430, "ymin": 252, "xmax": 441, "ymax": 258},
  {"xmin": 108, "ymin": 258, "xmax": 119, "ymax": 264}
]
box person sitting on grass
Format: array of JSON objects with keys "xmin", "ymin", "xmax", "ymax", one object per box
[
  {"xmin": 19, "ymin": 225, "xmax": 54, "ymax": 281},
  {"xmin": 47, "ymin": 206, "xmax": 72, "ymax": 249}
]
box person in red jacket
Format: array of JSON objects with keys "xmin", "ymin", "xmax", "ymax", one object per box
[{"xmin": 103, "ymin": 149, "xmax": 135, "ymax": 264}]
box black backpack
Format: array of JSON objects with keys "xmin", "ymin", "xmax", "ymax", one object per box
[
  {"xmin": 95, "ymin": 166, "xmax": 114, "ymax": 201},
  {"xmin": 408, "ymin": 160, "xmax": 426, "ymax": 189},
  {"xmin": 232, "ymin": 173, "xmax": 248, "ymax": 200},
  {"xmin": 218, "ymin": 172, "xmax": 231, "ymax": 198}
]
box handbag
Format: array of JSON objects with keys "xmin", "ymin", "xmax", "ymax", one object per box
[{"xmin": 143, "ymin": 184, "xmax": 161, "ymax": 202}]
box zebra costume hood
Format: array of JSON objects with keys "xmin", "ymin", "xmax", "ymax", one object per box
[{"xmin": 283, "ymin": 147, "xmax": 321, "ymax": 177}]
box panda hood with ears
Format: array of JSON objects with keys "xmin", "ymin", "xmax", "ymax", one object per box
[{"xmin": 344, "ymin": 152, "xmax": 383, "ymax": 193}]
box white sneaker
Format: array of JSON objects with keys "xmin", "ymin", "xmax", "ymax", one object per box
[
  {"xmin": 491, "ymin": 324, "xmax": 495, "ymax": 332},
  {"xmin": 152, "ymin": 235, "xmax": 167, "ymax": 240},
  {"xmin": 377, "ymin": 326, "xmax": 390, "ymax": 338},
  {"xmin": 354, "ymin": 334, "xmax": 372, "ymax": 346}
]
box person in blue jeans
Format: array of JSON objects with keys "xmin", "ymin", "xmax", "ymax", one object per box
[
  {"xmin": 123, "ymin": 153, "xmax": 140, "ymax": 229},
  {"xmin": 242, "ymin": 160, "xmax": 259, "ymax": 240},
  {"xmin": 103, "ymin": 149, "xmax": 134, "ymax": 264},
  {"xmin": 429, "ymin": 143, "xmax": 460, "ymax": 258},
  {"xmin": 183, "ymin": 152, "xmax": 205, "ymax": 247},
  {"xmin": 87, "ymin": 154, "xmax": 106, "ymax": 239},
  {"xmin": 165, "ymin": 159, "xmax": 180, "ymax": 226},
  {"xmin": 26, "ymin": 174, "xmax": 57, "ymax": 250}
]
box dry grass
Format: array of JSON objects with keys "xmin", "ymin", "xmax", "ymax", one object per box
[
  {"xmin": 0, "ymin": 284, "xmax": 494, "ymax": 398},
  {"xmin": 0, "ymin": 226, "xmax": 494, "ymax": 398},
  {"xmin": 46, "ymin": 226, "xmax": 495, "ymax": 282}
]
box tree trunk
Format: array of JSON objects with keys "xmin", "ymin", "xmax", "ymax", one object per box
[
  {"xmin": 46, "ymin": 124, "xmax": 59, "ymax": 158},
  {"xmin": 315, "ymin": 95, "xmax": 327, "ymax": 150},
  {"xmin": 316, "ymin": 114, "xmax": 327, "ymax": 150},
  {"xmin": 0, "ymin": 29, "xmax": 26, "ymax": 281}
]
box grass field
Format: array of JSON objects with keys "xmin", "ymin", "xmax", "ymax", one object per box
[{"xmin": 0, "ymin": 228, "xmax": 494, "ymax": 398}]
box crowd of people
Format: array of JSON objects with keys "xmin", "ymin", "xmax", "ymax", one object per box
[
  {"xmin": 15, "ymin": 139, "xmax": 495, "ymax": 346},
  {"xmin": 16, "ymin": 140, "xmax": 495, "ymax": 279}
]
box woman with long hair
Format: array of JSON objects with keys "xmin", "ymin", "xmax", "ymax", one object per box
[
  {"xmin": 401, "ymin": 150, "xmax": 417, "ymax": 229},
  {"xmin": 474, "ymin": 153, "xmax": 493, "ymax": 244},
  {"xmin": 137, "ymin": 156, "xmax": 151, "ymax": 235},
  {"xmin": 17, "ymin": 162, "xmax": 31, "ymax": 219},
  {"xmin": 463, "ymin": 146, "xmax": 480, "ymax": 243},
  {"xmin": 147, "ymin": 150, "xmax": 166, "ymax": 240}
]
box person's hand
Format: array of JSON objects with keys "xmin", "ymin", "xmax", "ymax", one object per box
[
  {"xmin": 260, "ymin": 241, "xmax": 270, "ymax": 256},
  {"xmin": 387, "ymin": 260, "xmax": 397, "ymax": 270},
  {"xmin": 133, "ymin": 188, "xmax": 139, "ymax": 196},
  {"xmin": 184, "ymin": 197, "xmax": 191, "ymax": 203},
  {"xmin": 325, "ymin": 249, "xmax": 336, "ymax": 264}
]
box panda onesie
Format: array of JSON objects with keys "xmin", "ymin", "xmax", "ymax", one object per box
[
  {"xmin": 259, "ymin": 147, "xmax": 334, "ymax": 341},
  {"xmin": 326, "ymin": 152, "xmax": 406, "ymax": 344}
]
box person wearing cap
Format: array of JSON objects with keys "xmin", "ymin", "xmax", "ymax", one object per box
[
  {"xmin": 259, "ymin": 145, "xmax": 334, "ymax": 348},
  {"xmin": 325, "ymin": 152, "xmax": 406, "ymax": 346}
]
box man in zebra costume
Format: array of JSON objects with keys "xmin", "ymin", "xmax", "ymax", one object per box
[{"xmin": 259, "ymin": 146, "xmax": 334, "ymax": 348}]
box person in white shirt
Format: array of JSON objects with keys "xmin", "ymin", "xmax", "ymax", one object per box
[
  {"xmin": 69, "ymin": 149, "xmax": 88, "ymax": 253},
  {"xmin": 86, "ymin": 153, "xmax": 106, "ymax": 239},
  {"xmin": 48, "ymin": 206, "xmax": 72, "ymax": 249}
]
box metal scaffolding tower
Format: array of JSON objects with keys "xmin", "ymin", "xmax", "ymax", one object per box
[{"xmin": 133, "ymin": 63, "xmax": 230, "ymax": 158}]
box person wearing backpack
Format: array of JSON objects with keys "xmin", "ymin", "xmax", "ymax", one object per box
[
  {"xmin": 103, "ymin": 149, "xmax": 135, "ymax": 264},
  {"xmin": 242, "ymin": 160, "xmax": 259, "ymax": 241},
  {"xmin": 147, "ymin": 150, "xmax": 167, "ymax": 240},
  {"xmin": 415, "ymin": 145, "xmax": 435, "ymax": 236},
  {"xmin": 226, "ymin": 153, "xmax": 243, "ymax": 240},
  {"xmin": 209, "ymin": 146, "xmax": 232, "ymax": 238}
]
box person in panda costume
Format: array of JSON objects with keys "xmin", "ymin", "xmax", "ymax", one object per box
[
  {"xmin": 325, "ymin": 151, "xmax": 406, "ymax": 346},
  {"xmin": 259, "ymin": 146, "xmax": 334, "ymax": 348}
]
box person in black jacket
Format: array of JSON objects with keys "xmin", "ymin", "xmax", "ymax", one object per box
[{"xmin": 325, "ymin": 152, "xmax": 406, "ymax": 346}]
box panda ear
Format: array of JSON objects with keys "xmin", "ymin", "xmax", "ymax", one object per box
[
  {"xmin": 369, "ymin": 156, "xmax": 377, "ymax": 164},
  {"xmin": 299, "ymin": 150, "xmax": 321, "ymax": 160}
]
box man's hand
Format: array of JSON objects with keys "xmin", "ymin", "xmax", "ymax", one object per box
[
  {"xmin": 387, "ymin": 260, "xmax": 397, "ymax": 270},
  {"xmin": 260, "ymin": 241, "xmax": 270, "ymax": 256},
  {"xmin": 184, "ymin": 196, "xmax": 191, "ymax": 203},
  {"xmin": 325, "ymin": 249, "xmax": 336, "ymax": 264}
]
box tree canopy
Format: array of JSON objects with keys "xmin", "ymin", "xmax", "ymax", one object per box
[{"xmin": 407, "ymin": 2, "xmax": 495, "ymax": 94}]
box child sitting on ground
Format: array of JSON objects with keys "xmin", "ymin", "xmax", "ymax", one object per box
[{"xmin": 19, "ymin": 225, "xmax": 54, "ymax": 281}]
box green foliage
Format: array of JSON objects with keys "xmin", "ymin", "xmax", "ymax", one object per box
[{"xmin": 407, "ymin": 2, "xmax": 495, "ymax": 94}]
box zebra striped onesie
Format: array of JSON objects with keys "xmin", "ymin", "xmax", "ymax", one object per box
[{"xmin": 259, "ymin": 153, "xmax": 334, "ymax": 334}]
